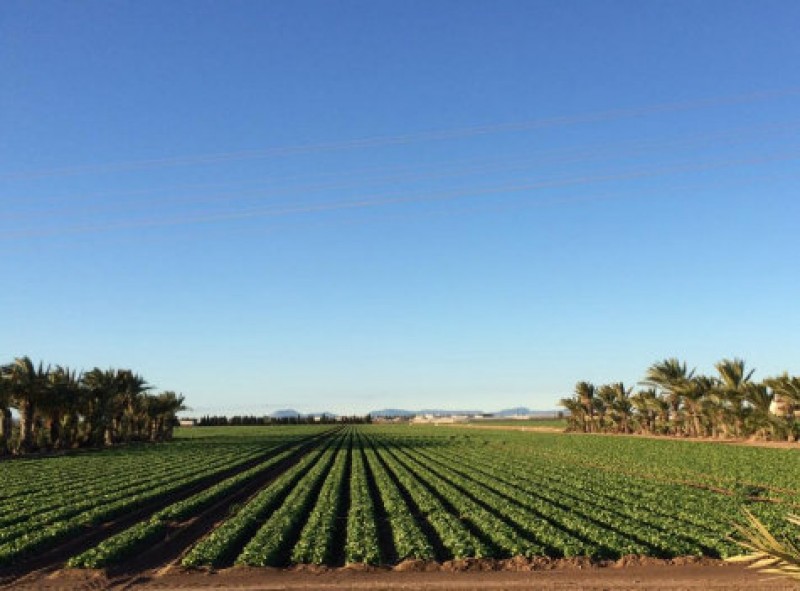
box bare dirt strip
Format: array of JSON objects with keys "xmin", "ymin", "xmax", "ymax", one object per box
[{"xmin": 12, "ymin": 560, "xmax": 799, "ymax": 591}]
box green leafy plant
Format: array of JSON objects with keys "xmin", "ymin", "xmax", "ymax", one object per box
[{"xmin": 727, "ymin": 509, "xmax": 800, "ymax": 581}]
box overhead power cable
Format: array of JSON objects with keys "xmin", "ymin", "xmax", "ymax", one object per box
[
  {"xmin": 4, "ymin": 148, "xmax": 798, "ymax": 240},
  {"xmin": 6, "ymin": 117, "xmax": 800, "ymax": 219},
  {"xmin": 2, "ymin": 86, "xmax": 799, "ymax": 180}
]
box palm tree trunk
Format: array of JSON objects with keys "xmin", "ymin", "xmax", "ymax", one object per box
[
  {"xmin": 104, "ymin": 424, "xmax": 115, "ymax": 446},
  {"xmin": 152, "ymin": 418, "xmax": 163, "ymax": 442},
  {"xmin": 0, "ymin": 408, "xmax": 10, "ymax": 455},
  {"xmin": 670, "ymin": 402, "xmax": 681, "ymax": 436},
  {"xmin": 717, "ymin": 412, "xmax": 731, "ymax": 438},
  {"xmin": 18, "ymin": 399, "xmax": 35, "ymax": 453},
  {"xmin": 692, "ymin": 413, "xmax": 702, "ymax": 438},
  {"xmin": 61, "ymin": 412, "xmax": 76, "ymax": 449},
  {"xmin": 111, "ymin": 414, "xmax": 123, "ymax": 444},
  {"xmin": 165, "ymin": 415, "xmax": 178, "ymax": 441},
  {"xmin": 90, "ymin": 417, "xmax": 106, "ymax": 448},
  {"xmin": 48, "ymin": 410, "xmax": 62, "ymax": 449}
]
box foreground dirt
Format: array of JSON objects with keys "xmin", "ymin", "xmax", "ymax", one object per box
[{"xmin": 10, "ymin": 560, "xmax": 799, "ymax": 591}]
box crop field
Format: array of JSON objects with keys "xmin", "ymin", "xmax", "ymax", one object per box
[{"xmin": 1, "ymin": 425, "xmax": 799, "ymax": 584}]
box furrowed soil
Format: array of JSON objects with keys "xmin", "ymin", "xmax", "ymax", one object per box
[{"xmin": 9, "ymin": 559, "xmax": 799, "ymax": 591}]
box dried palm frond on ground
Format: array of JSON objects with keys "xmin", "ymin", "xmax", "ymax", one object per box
[{"xmin": 728, "ymin": 509, "xmax": 800, "ymax": 581}]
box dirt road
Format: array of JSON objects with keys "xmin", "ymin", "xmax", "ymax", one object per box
[{"xmin": 13, "ymin": 562, "xmax": 798, "ymax": 591}]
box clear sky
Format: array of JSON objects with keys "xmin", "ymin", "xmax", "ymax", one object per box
[{"xmin": 2, "ymin": 1, "xmax": 799, "ymax": 416}]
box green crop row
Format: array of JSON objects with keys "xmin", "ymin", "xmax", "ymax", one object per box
[
  {"xmin": 452, "ymin": 443, "xmax": 736, "ymax": 554},
  {"xmin": 479, "ymin": 430, "xmax": 800, "ymax": 503},
  {"xmin": 344, "ymin": 434, "xmax": 381, "ymax": 565},
  {"xmin": 0, "ymin": 426, "xmax": 329, "ymax": 504},
  {"xmin": 0, "ymin": 434, "xmax": 298, "ymax": 530},
  {"xmin": 0, "ymin": 447, "xmax": 275, "ymax": 564},
  {"xmin": 65, "ymin": 519, "xmax": 167, "ymax": 569},
  {"xmin": 0, "ymin": 430, "xmax": 328, "ymax": 567},
  {"xmin": 6, "ymin": 425, "xmax": 793, "ymax": 571},
  {"xmin": 376, "ymin": 438, "xmax": 549, "ymax": 558},
  {"xmin": 361, "ymin": 437, "xmax": 433, "ymax": 561},
  {"xmin": 397, "ymin": 443, "xmax": 596, "ymax": 557},
  {"xmin": 235, "ymin": 436, "xmax": 343, "ymax": 566},
  {"xmin": 0, "ymin": 442, "xmax": 267, "ymax": 504},
  {"xmin": 368, "ymin": 427, "xmax": 797, "ymax": 559},
  {"xmin": 368, "ymin": 436, "xmax": 489, "ymax": 559},
  {"xmin": 408, "ymin": 442, "xmax": 678, "ymax": 558},
  {"xmin": 66, "ymin": 444, "xmax": 302, "ymax": 568},
  {"xmin": 182, "ymin": 433, "xmax": 342, "ymax": 568},
  {"xmin": 0, "ymin": 452, "xmax": 249, "ymax": 535},
  {"xmin": 290, "ymin": 433, "xmax": 351, "ymax": 564}
]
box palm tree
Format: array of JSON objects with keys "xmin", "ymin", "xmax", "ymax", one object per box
[
  {"xmin": 160, "ymin": 391, "xmax": 186, "ymax": 441},
  {"xmin": 715, "ymin": 358, "xmax": 755, "ymax": 438},
  {"xmin": 610, "ymin": 383, "xmax": 634, "ymax": 433},
  {"xmin": 597, "ymin": 383, "xmax": 633, "ymax": 433},
  {"xmin": 114, "ymin": 370, "xmax": 150, "ymax": 443},
  {"xmin": 678, "ymin": 375, "xmax": 717, "ymax": 437},
  {"xmin": 575, "ymin": 381, "xmax": 596, "ymax": 433},
  {"xmin": 742, "ymin": 382, "xmax": 782, "ymax": 440},
  {"xmin": 125, "ymin": 388, "xmax": 145, "ymax": 442},
  {"xmin": 700, "ymin": 384, "xmax": 734, "ymax": 438},
  {"xmin": 559, "ymin": 397, "xmax": 585, "ymax": 432},
  {"xmin": 62, "ymin": 369, "xmax": 86, "ymax": 449},
  {"xmin": 1, "ymin": 356, "xmax": 185, "ymax": 454},
  {"xmin": 0, "ymin": 376, "xmax": 12, "ymax": 455},
  {"xmin": 642, "ymin": 358, "xmax": 694, "ymax": 435},
  {"xmin": 595, "ymin": 384, "xmax": 615, "ymax": 432},
  {"xmin": 146, "ymin": 391, "xmax": 186, "ymax": 442},
  {"xmin": 567, "ymin": 357, "xmax": 799, "ymax": 443},
  {"xmin": 763, "ymin": 373, "xmax": 800, "ymax": 442},
  {"xmin": 3, "ymin": 357, "xmax": 50, "ymax": 452},
  {"xmin": 630, "ymin": 389, "xmax": 656, "ymax": 434},
  {"xmin": 40, "ymin": 366, "xmax": 81, "ymax": 449},
  {"xmin": 81, "ymin": 368, "xmax": 120, "ymax": 447}
]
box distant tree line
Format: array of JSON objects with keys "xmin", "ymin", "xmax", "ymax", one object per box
[
  {"xmin": 195, "ymin": 414, "xmax": 372, "ymax": 426},
  {"xmin": 560, "ymin": 357, "xmax": 800, "ymax": 441},
  {"xmin": 0, "ymin": 356, "xmax": 186, "ymax": 456}
]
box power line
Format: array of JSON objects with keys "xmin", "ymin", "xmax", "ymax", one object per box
[
  {"xmin": 4, "ymin": 148, "xmax": 798, "ymax": 240},
  {"xmin": 3, "ymin": 86, "xmax": 799, "ymax": 180},
  {"xmin": 6, "ymin": 116, "xmax": 800, "ymax": 220}
]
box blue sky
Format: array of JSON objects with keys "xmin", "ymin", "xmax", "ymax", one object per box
[{"xmin": 2, "ymin": 1, "xmax": 799, "ymax": 415}]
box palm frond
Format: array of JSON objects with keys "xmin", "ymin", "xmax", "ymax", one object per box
[{"xmin": 727, "ymin": 509, "xmax": 800, "ymax": 581}]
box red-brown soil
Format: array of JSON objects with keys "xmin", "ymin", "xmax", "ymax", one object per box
[{"xmin": 7, "ymin": 558, "xmax": 799, "ymax": 591}]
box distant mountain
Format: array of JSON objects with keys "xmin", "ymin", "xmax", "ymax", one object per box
[
  {"xmin": 369, "ymin": 409, "xmax": 417, "ymax": 417},
  {"xmin": 370, "ymin": 408, "xmax": 483, "ymax": 417},
  {"xmin": 494, "ymin": 407, "xmax": 560, "ymax": 417},
  {"xmin": 271, "ymin": 409, "xmax": 302, "ymax": 418},
  {"xmin": 494, "ymin": 407, "xmax": 531, "ymax": 416},
  {"xmin": 370, "ymin": 407, "xmax": 561, "ymax": 418},
  {"xmin": 419, "ymin": 409, "xmax": 484, "ymax": 416}
]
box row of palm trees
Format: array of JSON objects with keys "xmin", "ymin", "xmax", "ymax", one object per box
[
  {"xmin": 195, "ymin": 415, "xmax": 372, "ymax": 426},
  {"xmin": 0, "ymin": 356, "xmax": 186, "ymax": 455},
  {"xmin": 559, "ymin": 358, "xmax": 800, "ymax": 441}
]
